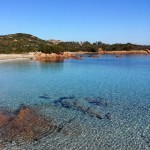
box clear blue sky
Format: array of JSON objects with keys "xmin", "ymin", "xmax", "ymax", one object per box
[{"xmin": 0, "ymin": 0, "xmax": 150, "ymax": 44}]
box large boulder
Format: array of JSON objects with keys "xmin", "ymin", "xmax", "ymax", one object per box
[{"xmin": 0, "ymin": 106, "xmax": 57, "ymax": 143}]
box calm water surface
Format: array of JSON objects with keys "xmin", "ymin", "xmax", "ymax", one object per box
[{"xmin": 0, "ymin": 55, "xmax": 150, "ymax": 150}]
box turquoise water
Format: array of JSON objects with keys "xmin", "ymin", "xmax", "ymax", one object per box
[{"xmin": 0, "ymin": 55, "xmax": 150, "ymax": 149}]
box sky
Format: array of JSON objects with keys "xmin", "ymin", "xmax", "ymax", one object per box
[{"xmin": 0, "ymin": 0, "xmax": 150, "ymax": 45}]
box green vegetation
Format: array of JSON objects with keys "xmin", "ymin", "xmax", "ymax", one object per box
[
  {"xmin": 0, "ymin": 33, "xmax": 49, "ymax": 54},
  {"xmin": 94, "ymin": 42, "xmax": 150, "ymax": 51},
  {"xmin": 0, "ymin": 33, "xmax": 149, "ymax": 54}
]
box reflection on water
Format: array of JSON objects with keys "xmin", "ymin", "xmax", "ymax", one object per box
[
  {"xmin": 37, "ymin": 61, "xmax": 65, "ymax": 71},
  {"xmin": 0, "ymin": 55, "xmax": 150, "ymax": 149}
]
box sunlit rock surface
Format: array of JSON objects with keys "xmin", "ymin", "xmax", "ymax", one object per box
[
  {"xmin": 0, "ymin": 106, "xmax": 57, "ymax": 144},
  {"xmin": 35, "ymin": 52, "xmax": 82, "ymax": 62}
]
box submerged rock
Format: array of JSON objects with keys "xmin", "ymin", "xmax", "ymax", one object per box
[
  {"xmin": 105, "ymin": 113, "xmax": 112, "ymax": 120},
  {"xmin": 0, "ymin": 113, "xmax": 8, "ymax": 128},
  {"xmin": 54, "ymin": 97, "xmax": 104, "ymax": 120},
  {"xmin": 0, "ymin": 104, "xmax": 81, "ymax": 147},
  {"xmin": 85, "ymin": 97, "xmax": 108, "ymax": 107},
  {"xmin": 0, "ymin": 106, "xmax": 57, "ymax": 143},
  {"xmin": 53, "ymin": 96, "xmax": 113, "ymax": 121},
  {"xmin": 38, "ymin": 95, "xmax": 51, "ymax": 99},
  {"xmin": 59, "ymin": 96, "xmax": 75, "ymax": 101},
  {"xmin": 0, "ymin": 109, "xmax": 14, "ymax": 128},
  {"xmin": 54, "ymin": 96, "xmax": 75, "ymax": 107}
]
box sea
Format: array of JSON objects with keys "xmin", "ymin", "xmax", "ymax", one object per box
[{"xmin": 0, "ymin": 54, "xmax": 150, "ymax": 150}]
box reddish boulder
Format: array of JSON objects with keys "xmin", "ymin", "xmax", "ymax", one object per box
[{"xmin": 0, "ymin": 106, "xmax": 57, "ymax": 142}]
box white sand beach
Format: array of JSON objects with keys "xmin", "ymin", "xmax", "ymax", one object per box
[{"xmin": 0, "ymin": 52, "xmax": 36, "ymax": 61}]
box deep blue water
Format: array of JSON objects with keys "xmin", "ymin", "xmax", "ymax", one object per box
[{"xmin": 0, "ymin": 55, "xmax": 150, "ymax": 150}]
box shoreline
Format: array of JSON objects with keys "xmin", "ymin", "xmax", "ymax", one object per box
[
  {"xmin": 0, "ymin": 52, "xmax": 35, "ymax": 61},
  {"xmin": 0, "ymin": 50, "xmax": 150, "ymax": 62},
  {"xmin": 98, "ymin": 50, "xmax": 150, "ymax": 55},
  {"xmin": 0, "ymin": 58, "xmax": 32, "ymax": 64}
]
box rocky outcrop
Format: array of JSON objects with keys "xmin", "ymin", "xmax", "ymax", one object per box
[{"xmin": 35, "ymin": 52, "xmax": 82, "ymax": 62}]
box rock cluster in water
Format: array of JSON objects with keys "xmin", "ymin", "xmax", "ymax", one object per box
[
  {"xmin": 53, "ymin": 96, "xmax": 111, "ymax": 120},
  {"xmin": 35, "ymin": 52, "xmax": 82, "ymax": 62}
]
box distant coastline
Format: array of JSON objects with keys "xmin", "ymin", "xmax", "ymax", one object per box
[
  {"xmin": 0, "ymin": 50, "xmax": 150, "ymax": 62},
  {"xmin": 70, "ymin": 50, "xmax": 150, "ymax": 55},
  {"xmin": 0, "ymin": 33, "xmax": 150, "ymax": 55},
  {"xmin": 97, "ymin": 50, "xmax": 150, "ymax": 55}
]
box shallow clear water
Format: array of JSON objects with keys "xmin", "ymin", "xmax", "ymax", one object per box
[{"xmin": 0, "ymin": 55, "xmax": 150, "ymax": 150}]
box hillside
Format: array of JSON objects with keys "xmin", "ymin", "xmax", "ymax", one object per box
[
  {"xmin": 0, "ymin": 33, "xmax": 51, "ymax": 54},
  {"xmin": 0, "ymin": 33, "xmax": 99, "ymax": 54}
]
